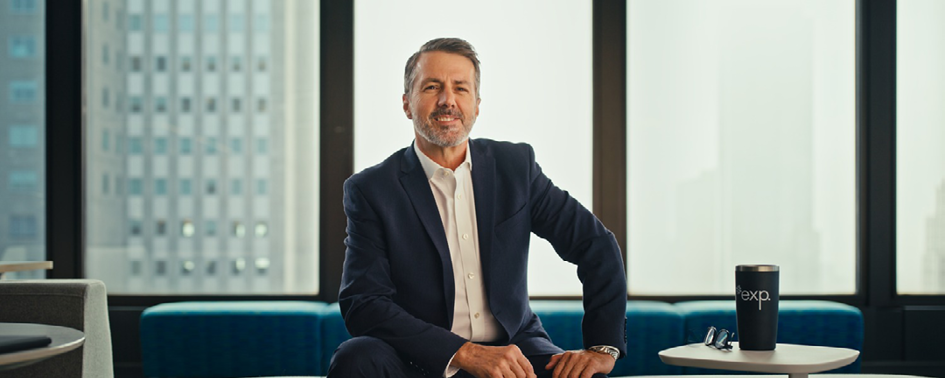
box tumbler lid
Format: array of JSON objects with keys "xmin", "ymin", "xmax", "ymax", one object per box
[{"xmin": 736, "ymin": 264, "xmax": 779, "ymax": 272}]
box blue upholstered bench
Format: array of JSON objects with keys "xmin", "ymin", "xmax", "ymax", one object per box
[
  {"xmin": 675, "ymin": 300, "xmax": 864, "ymax": 374},
  {"xmin": 140, "ymin": 299, "xmax": 862, "ymax": 377},
  {"xmin": 140, "ymin": 301, "xmax": 327, "ymax": 378}
]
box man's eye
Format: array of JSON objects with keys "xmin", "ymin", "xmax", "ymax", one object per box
[
  {"xmin": 424, "ymin": 85, "xmax": 438, "ymax": 91},
  {"xmin": 457, "ymin": 87, "xmax": 468, "ymax": 92}
]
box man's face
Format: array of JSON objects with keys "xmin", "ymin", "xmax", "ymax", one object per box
[{"xmin": 403, "ymin": 51, "xmax": 480, "ymax": 148}]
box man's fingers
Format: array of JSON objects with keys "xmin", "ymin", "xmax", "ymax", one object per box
[
  {"xmin": 552, "ymin": 352, "xmax": 572, "ymax": 378},
  {"xmin": 580, "ymin": 364, "xmax": 597, "ymax": 378},
  {"xmin": 545, "ymin": 353, "xmax": 563, "ymax": 369}
]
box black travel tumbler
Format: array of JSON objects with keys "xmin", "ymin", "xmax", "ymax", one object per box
[{"xmin": 735, "ymin": 264, "xmax": 779, "ymax": 350}]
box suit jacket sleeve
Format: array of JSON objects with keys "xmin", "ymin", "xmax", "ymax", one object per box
[
  {"xmin": 338, "ymin": 177, "xmax": 468, "ymax": 374},
  {"xmin": 524, "ymin": 145, "xmax": 629, "ymax": 357}
]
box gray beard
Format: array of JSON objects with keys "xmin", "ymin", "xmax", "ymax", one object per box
[{"xmin": 414, "ymin": 120, "xmax": 472, "ymax": 148}]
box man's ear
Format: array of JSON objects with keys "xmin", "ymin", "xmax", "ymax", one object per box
[
  {"xmin": 403, "ymin": 94, "xmax": 412, "ymax": 119},
  {"xmin": 475, "ymin": 97, "xmax": 481, "ymax": 117}
]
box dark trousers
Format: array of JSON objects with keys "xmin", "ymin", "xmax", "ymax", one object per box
[{"xmin": 328, "ymin": 336, "xmax": 608, "ymax": 378}]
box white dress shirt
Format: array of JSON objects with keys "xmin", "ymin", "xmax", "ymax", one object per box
[{"xmin": 414, "ymin": 141, "xmax": 501, "ymax": 377}]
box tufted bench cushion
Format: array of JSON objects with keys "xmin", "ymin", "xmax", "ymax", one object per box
[
  {"xmin": 530, "ymin": 300, "xmax": 685, "ymax": 376},
  {"xmin": 674, "ymin": 300, "xmax": 864, "ymax": 374},
  {"xmin": 140, "ymin": 301, "xmax": 327, "ymax": 378}
]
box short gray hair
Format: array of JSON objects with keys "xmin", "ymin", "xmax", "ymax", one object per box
[{"xmin": 403, "ymin": 38, "xmax": 481, "ymax": 97}]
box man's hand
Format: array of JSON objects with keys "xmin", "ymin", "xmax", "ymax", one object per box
[
  {"xmin": 544, "ymin": 350, "xmax": 615, "ymax": 378},
  {"xmin": 451, "ymin": 342, "xmax": 537, "ymax": 378}
]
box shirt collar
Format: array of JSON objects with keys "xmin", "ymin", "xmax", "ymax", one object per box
[{"xmin": 413, "ymin": 139, "xmax": 473, "ymax": 181}]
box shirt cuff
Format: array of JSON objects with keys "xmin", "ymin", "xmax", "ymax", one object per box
[{"xmin": 444, "ymin": 352, "xmax": 460, "ymax": 377}]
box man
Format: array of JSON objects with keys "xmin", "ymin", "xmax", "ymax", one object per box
[{"xmin": 329, "ymin": 38, "xmax": 627, "ymax": 378}]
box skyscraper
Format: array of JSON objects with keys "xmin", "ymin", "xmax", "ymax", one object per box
[
  {"xmin": 85, "ymin": 0, "xmax": 317, "ymax": 294},
  {"xmin": 0, "ymin": 0, "xmax": 46, "ymax": 279}
]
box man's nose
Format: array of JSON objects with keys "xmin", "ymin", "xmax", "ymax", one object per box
[{"xmin": 437, "ymin": 89, "xmax": 456, "ymax": 108}]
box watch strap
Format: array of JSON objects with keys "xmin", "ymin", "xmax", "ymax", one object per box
[{"xmin": 587, "ymin": 345, "xmax": 619, "ymax": 360}]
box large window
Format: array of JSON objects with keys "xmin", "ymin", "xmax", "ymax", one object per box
[
  {"xmin": 0, "ymin": 0, "xmax": 45, "ymax": 278},
  {"xmin": 354, "ymin": 0, "xmax": 593, "ymax": 296},
  {"xmin": 84, "ymin": 0, "xmax": 320, "ymax": 294},
  {"xmin": 897, "ymin": 0, "xmax": 945, "ymax": 295},
  {"xmin": 627, "ymin": 0, "xmax": 856, "ymax": 295}
]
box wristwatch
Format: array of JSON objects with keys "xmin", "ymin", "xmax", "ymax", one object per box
[{"xmin": 587, "ymin": 345, "xmax": 620, "ymax": 361}]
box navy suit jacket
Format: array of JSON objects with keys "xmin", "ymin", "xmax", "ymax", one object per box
[{"xmin": 339, "ymin": 138, "xmax": 627, "ymax": 375}]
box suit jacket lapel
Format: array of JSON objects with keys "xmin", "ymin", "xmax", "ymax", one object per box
[
  {"xmin": 399, "ymin": 144, "xmax": 456, "ymax": 320},
  {"xmin": 470, "ymin": 140, "xmax": 497, "ymax": 301}
]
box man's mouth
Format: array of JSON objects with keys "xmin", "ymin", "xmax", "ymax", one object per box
[{"xmin": 431, "ymin": 111, "xmax": 462, "ymax": 124}]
